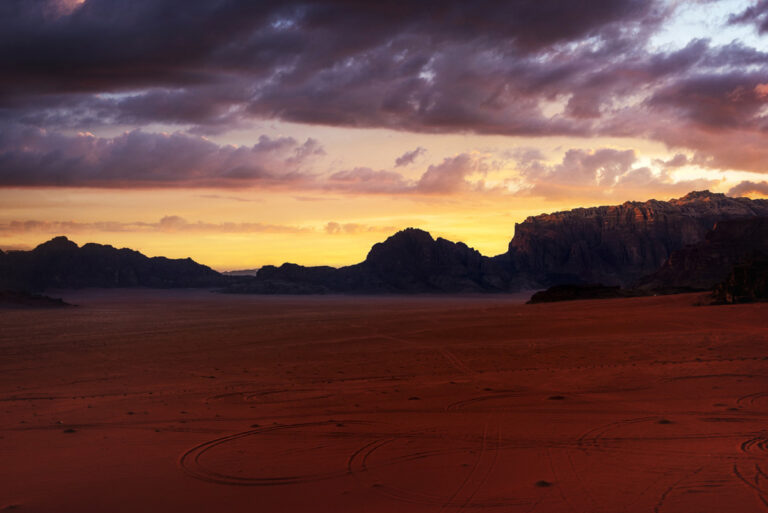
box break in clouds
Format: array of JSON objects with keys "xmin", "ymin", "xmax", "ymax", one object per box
[{"xmin": 1, "ymin": 0, "xmax": 768, "ymax": 195}]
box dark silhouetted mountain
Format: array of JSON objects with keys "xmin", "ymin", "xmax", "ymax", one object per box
[
  {"xmin": 500, "ymin": 191, "xmax": 768, "ymax": 287},
  {"xmin": 6, "ymin": 191, "xmax": 767, "ymax": 296},
  {"xmin": 712, "ymin": 257, "xmax": 768, "ymax": 303},
  {"xmin": 0, "ymin": 236, "xmax": 226, "ymax": 291},
  {"xmin": 226, "ymin": 228, "xmax": 521, "ymax": 294},
  {"xmin": 527, "ymin": 284, "xmax": 646, "ymax": 304},
  {"xmin": 227, "ymin": 192, "xmax": 768, "ymax": 294},
  {"xmin": 639, "ymin": 216, "xmax": 768, "ymax": 292}
]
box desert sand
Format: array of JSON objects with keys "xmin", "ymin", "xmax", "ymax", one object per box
[{"xmin": 1, "ymin": 290, "xmax": 767, "ymax": 512}]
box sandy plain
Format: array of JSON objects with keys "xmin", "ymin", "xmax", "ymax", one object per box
[{"xmin": 1, "ymin": 290, "xmax": 767, "ymax": 512}]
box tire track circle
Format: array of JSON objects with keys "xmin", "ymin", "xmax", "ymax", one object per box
[
  {"xmin": 347, "ymin": 425, "xmax": 524, "ymax": 509},
  {"xmin": 180, "ymin": 420, "xmax": 370, "ymax": 486}
]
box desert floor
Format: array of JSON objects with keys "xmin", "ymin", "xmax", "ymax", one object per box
[{"xmin": 1, "ymin": 290, "xmax": 768, "ymax": 512}]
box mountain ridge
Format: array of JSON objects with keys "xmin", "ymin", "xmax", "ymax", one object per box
[
  {"xmin": 3, "ymin": 191, "xmax": 768, "ymax": 294},
  {"xmin": 0, "ymin": 236, "xmax": 226, "ymax": 291}
]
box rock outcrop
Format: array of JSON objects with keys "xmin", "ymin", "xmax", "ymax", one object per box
[
  {"xmin": 0, "ymin": 290, "xmax": 72, "ymax": 308},
  {"xmin": 640, "ymin": 216, "xmax": 768, "ymax": 292},
  {"xmin": 226, "ymin": 228, "xmax": 520, "ymax": 294},
  {"xmin": 527, "ymin": 284, "xmax": 646, "ymax": 304},
  {"xmin": 0, "ymin": 236, "xmax": 226, "ymax": 291},
  {"xmin": 501, "ymin": 191, "xmax": 768, "ymax": 287},
  {"xmin": 712, "ymin": 258, "xmax": 768, "ymax": 303}
]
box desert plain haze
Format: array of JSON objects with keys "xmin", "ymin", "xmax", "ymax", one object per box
[{"xmin": 1, "ymin": 0, "xmax": 768, "ymax": 268}]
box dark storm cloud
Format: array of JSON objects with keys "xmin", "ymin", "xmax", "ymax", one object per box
[
  {"xmin": 2, "ymin": 0, "xmax": 768, "ymax": 183},
  {"xmin": 0, "ymin": 0, "xmax": 659, "ymax": 134},
  {"xmin": 647, "ymin": 73, "xmax": 768, "ymax": 130},
  {"xmin": 0, "ymin": 0, "xmax": 655, "ymax": 95}
]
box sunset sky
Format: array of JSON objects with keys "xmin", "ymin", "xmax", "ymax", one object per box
[{"xmin": 1, "ymin": 0, "xmax": 768, "ymax": 269}]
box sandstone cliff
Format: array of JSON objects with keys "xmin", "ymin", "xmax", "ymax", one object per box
[
  {"xmin": 503, "ymin": 191, "xmax": 768, "ymax": 287},
  {"xmin": 640, "ymin": 216, "xmax": 768, "ymax": 291}
]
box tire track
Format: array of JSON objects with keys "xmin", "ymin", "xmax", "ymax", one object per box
[
  {"xmin": 653, "ymin": 466, "xmax": 704, "ymax": 513},
  {"xmin": 347, "ymin": 426, "xmax": 521, "ymax": 508},
  {"xmin": 733, "ymin": 464, "xmax": 768, "ymax": 510},
  {"xmin": 180, "ymin": 420, "xmax": 369, "ymax": 486}
]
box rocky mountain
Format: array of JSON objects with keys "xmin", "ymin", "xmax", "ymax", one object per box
[
  {"xmin": 500, "ymin": 191, "xmax": 768, "ymax": 287},
  {"xmin": 639, "ymin": 216, "xmax": 768, "ymax": 291},
  {"xmin": 226, "ymin": 228, "xmax": 520, "ymax": 294},
  {"xmin": 228, "ymin": 191, "xmax": 768, "ymax": 294},
  {"xmin": 4, "ymin": 191, "xmax": 767, "ymax": 295},
  {"xmin": 0, "ymin": 236, "xmax": 226, "ymax": 291}
]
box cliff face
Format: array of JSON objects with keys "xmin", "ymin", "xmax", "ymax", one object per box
[
  {"xmin": 0, "ymin": 236, "xmax": 226, "ymax": 291},
  {"xmin": 639, "ymin": 216, "xmax": 768, "ymax": 291},
  {"xmin": 504, "ymin": 191, "xmax": 768, "ymax": 287}
]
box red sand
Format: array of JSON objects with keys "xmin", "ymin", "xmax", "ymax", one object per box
[{"xmin": 1, "ymin": 290, "xmax": 767, "ymax": 512}]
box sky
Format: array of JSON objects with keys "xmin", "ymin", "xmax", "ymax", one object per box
[{"xmin": 1, "ymin": 0, "xmax": 768, "ymax": 270}]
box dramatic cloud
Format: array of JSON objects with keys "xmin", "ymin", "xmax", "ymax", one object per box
[
  {"xmin": 0, "ymin": 128, "xmax": 323, "ymax": 187},
  {"xmin": 728, "ymin": 180, "xmax": 768, "ymax": 197},
  {"xmin": 416, "ymin": 154, "xmax": 485, "ymax": 194},
  {"xmin": 394, "ymin": 147, "xmax": 426, "ymax": 167},
  {"xmin": 2, "ymin": 0, "xmax": 768, "ymax": 189},
  {"xmin": 323, "ymin": 222, "xmax": 397, "ymax": 235},
  {"xmin": 325, "ymin": 153, "xmax": 489, "ymax": 195},
  {"xmin": 0, "ymin": 216, "xmax": 311, "ymax": 236},
  {"xmin": 0, "ymin": 216, "xmax": 400, "ymax": 239},
  {"xmin": 0, "ymin": 0, "xmax": 665, "ymax": 138},
  {"xmin": 326, "ymin": 167, "xmax": 412, "ymax": 194},
  {"xmin": 515, "ymin": 147, "xmax": 717, "ymax": 200},
  {"xmin": 729, "ymin": 1, "xmax": 768, "ymax": 34}
]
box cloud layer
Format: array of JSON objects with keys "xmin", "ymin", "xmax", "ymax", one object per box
[
  {"xmin": 1, "ymin": 0, "xmax": 767, "ymax": 191},
  {"xmin": 0, "ymin": 128, "xmax": 322, "ymax": 187}
]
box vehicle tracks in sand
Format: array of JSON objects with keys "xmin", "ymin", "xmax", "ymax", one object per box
[
  {"xmin": 179, "ymin": 420, "xmax": 371, "ymax": 486},
  {"xmin": 346, "ymin": 422, "xmax": 524, "ymax": 509},
  {"xmin": 733, "ymin": 463, "xmax": 768, "ymax": 509}
]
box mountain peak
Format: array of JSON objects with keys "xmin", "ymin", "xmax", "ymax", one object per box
[
  {"xmin": 675, "ymin": 190, "xmax": 725, "ymax": 203},
  {"xmin": 34, "ymin": 236, "xmax": 79, "ymax": 252},
  {"xmin": 365, "ymin": 228, "xmax": 435, "ymax": 263},
  {"xmin": 384, "ymin": 227, "xmax": 434, "ymax": 243}
]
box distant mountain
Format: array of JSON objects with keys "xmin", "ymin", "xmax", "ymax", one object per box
[
  {"xmin": 4, "ymin": 191, "xmax": 767, "ymax": 296},
  {"xmin": 226, "ymin": 191, "xmax": 768, "ymax": 294},
  {"xmin": 226, "ymin": 228, "xmax": 522, "ymax": 294},
  {"xmin": 499, "ymin": 191, "xmax": 768, "ymax": 287},
  {"xmin": 222, "ymin": 269, "xmax": 260, "ymax": 277},
  {"xmin": 639, "ymin": 216, "xmax": 768, "ymax": 292},
  {"xmin": 0, "ymin": 236, "xmax": 226, "ymax": 291}
]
